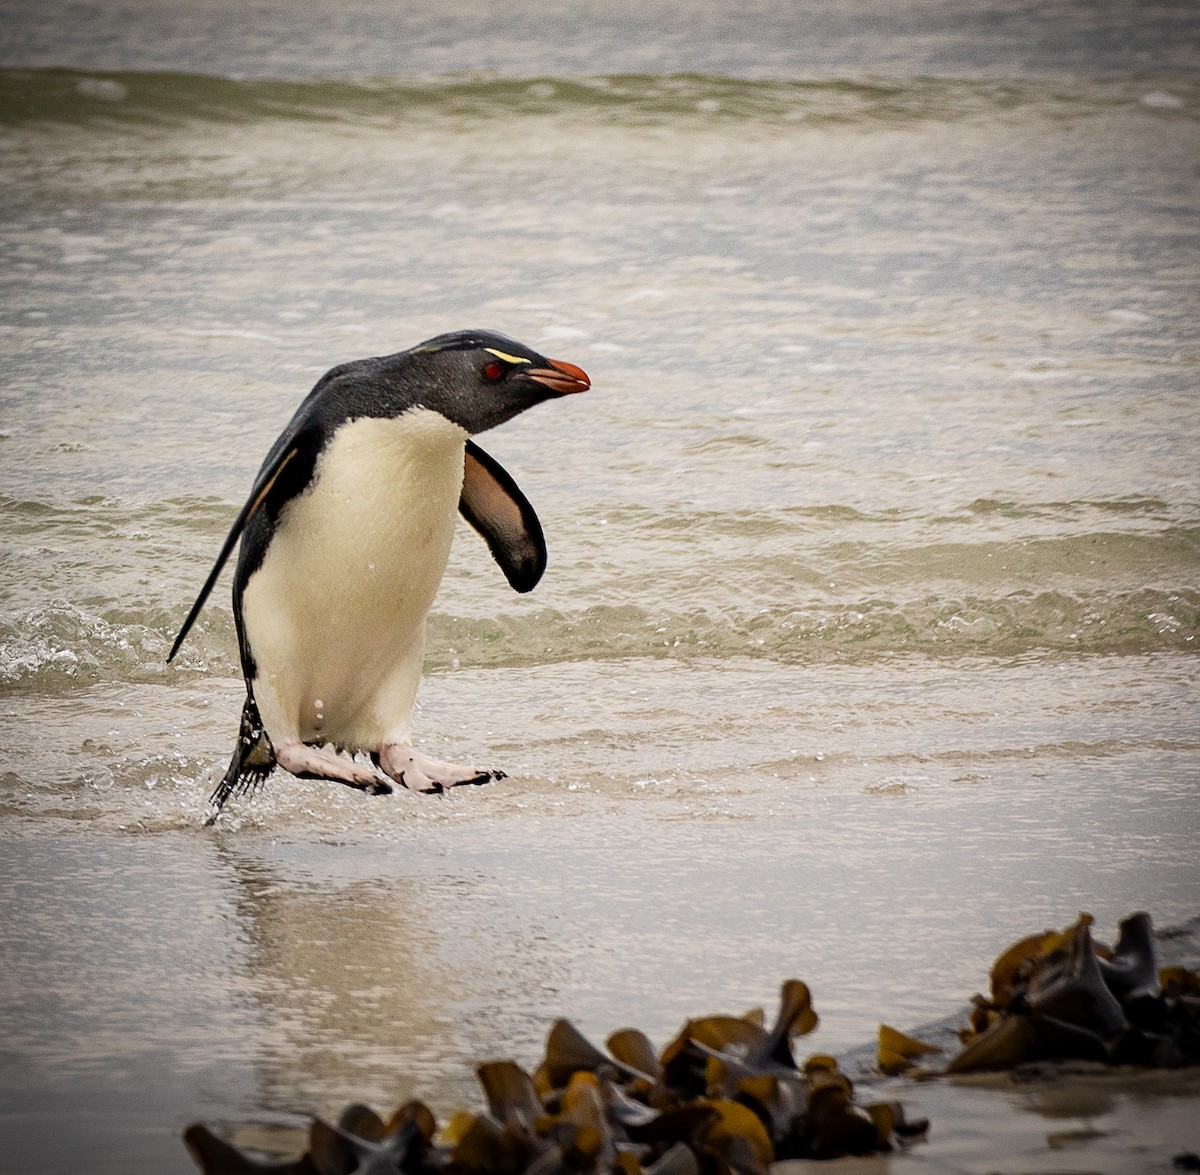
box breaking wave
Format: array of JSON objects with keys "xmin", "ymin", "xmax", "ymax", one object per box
[
  {"xmin": 2, "ymin": 588, "xmax": 1195, "ymax": 697},
  {"xmin": 2, "ymin": 491, "xmax": 1196, "ymax": 696},
  {"xmin": 3, "ymin": 68, "xmax": 1195, "ymax": 131}
]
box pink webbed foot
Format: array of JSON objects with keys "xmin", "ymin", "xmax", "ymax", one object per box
[
  {"xmin": 276, "ymin": 742, "xmax": 392, "ymax": 794},
  {"xmin": 376, "ymin": 743, "xmax": 505, "ymax": 794}
]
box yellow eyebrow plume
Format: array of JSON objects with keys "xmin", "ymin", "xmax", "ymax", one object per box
[{"xmin": 484, "ymin": 348, "xmax": 532, "ymax": 365}]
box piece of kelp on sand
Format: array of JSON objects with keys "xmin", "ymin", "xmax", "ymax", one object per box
[
  {"xmin": 878, "ymin": 911, "xmax": 1200, "ymax": 1076},
  {"xmin": 183, "ymin": 979, "xmax": 928, "ymax": 1175},
  {"xmin": 184, "ymin": 912, "xmax": 1200, "ymax": 1173}
]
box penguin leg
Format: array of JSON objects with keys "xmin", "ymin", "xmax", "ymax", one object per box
[
  {"xmin": 275, "ymin": 741, "xmax": 393, "ymax": 795},
  {"xmin": 375, "ymin": 743, "xmax": 504, "ymax": 794}
]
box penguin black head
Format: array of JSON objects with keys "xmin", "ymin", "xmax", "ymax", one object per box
[{"xmin": 389, "ymin": 329, "xmax": 590, "ymax": 435}]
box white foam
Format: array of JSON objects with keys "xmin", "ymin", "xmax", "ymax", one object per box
[
  {"xmin": 174, "ymin": 327, "xmax": 283, "ymax": 344},
  {"xmin": 75, "ymin": 78, "xmax": 128, "ymax": 103},
  {"xmin": 538, "ymin": 324, "xmax": 588, "ymax": 340},
  {"xmin": 1140, "ymin": 91, "xmax": 1184, "ymax": 109}
]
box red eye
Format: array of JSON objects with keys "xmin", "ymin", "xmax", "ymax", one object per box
[{"xmin": 483, "ymin": 361, "xmax": 503, "ymax": 381}]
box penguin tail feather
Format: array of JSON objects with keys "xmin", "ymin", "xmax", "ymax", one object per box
[{"xmin": 204, "ymin": 695, "xmax": 276, "ymax": 826}]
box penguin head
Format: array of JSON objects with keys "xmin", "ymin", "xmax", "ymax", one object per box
[{"xmin": 400, "ymin": 330, "xmax": 590, "ymax": 434}]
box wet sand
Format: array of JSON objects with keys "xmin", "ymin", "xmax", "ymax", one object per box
[
  {"xmin": 779, "ymin": 1067, "xmax": 1200, "ymax": 1173},
  {"xmin": 2, "ymin": 818, "xmax": 1197, "ymax": 1174}
]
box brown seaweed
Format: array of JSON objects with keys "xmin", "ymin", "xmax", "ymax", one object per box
[
  {"xmin": 183, "ymin": 910, "xmax": 1197, "ymax": 1175},
  {"xmin": 876, "ymin": 1024, "xmax": 942, "ymax": 1076},
  {"xmin": 184, "ymin": 980, "xmax": 922, "ymax": 1175},
  {"xmin": 948, "ymin": 911, "xmax": 1200, "ymax": 1073}
]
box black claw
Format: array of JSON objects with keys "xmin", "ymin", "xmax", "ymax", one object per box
[
  {"xmin": 394, "ymin": 768, "xmax": 502, "ymax": 793},
  {"xmin": 345, "ymin": 776, "xmax": 392, "ymax": 795}
]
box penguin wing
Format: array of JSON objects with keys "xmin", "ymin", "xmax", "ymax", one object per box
[
  {"xmin": 167, "ymin": 426, "xmax": 318, "ymax": 662},
  {"xmin": 459, "ymin": 440, "xmax": 547, "ymax": 593}
]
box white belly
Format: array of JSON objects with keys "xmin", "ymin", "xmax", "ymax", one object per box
[{"xmin": 241, "ymin": 408, "xmax": 468, "ymax": 750}]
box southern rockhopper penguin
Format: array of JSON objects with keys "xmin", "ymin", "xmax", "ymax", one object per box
[{"xmin": 168, "ymin": 330, "xmax": 590, "ymax": 821}]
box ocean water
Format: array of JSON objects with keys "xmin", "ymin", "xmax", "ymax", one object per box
[{"xmin": 1, "ymin": 3, "xmax": 1199, "ymax": 1172}]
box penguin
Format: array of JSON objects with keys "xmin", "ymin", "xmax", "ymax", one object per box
[{"xmin": 168, "ymin": 329, "xmax": 590, "ymax": 820}]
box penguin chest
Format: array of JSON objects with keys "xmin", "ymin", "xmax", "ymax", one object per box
[{"xmin": 241, "ymin": 409, "xmax": 468, "ymax": 744}]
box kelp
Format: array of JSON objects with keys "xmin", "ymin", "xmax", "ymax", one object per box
[
  {"xmin": 945, "ymin": 911, "xmax": 1200, "ymax": 1073},
  {"xmin": 876, "ymin": 1024, "xmax": 942, "ymax": 1076},
  {"xmin": 184, "ymin": 911, "xmax": 1200, "ymax": 1174},
  {"xmin": 183, "ymin": 980, "xmax": 926, "ymax": 1175}
]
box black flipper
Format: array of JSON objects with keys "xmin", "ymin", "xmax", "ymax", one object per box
[
  {"xmin": 459, "ymin": 439, "xmax": 546, "ymax": 593},
  {"xmin": 168, "ymin": 427, "xmax": 317, "ymax": 663},
  {"xmin": 204, "ymin": 693, "xmax": 277, "ymax": 825}
]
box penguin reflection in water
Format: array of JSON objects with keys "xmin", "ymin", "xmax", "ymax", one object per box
[{"xmin": 169, "ymin": 331, "xmax": 590, "ymax": 821}]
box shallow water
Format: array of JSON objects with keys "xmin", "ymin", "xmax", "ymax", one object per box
[{"xmin": 1, "ymin": 2, "xmax": 1199, "ymax": 1172}]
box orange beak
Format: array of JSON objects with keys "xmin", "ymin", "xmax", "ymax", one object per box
[{"xmin": 526, "ymin": 357, "xmax": 591, "ymax": 396}]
